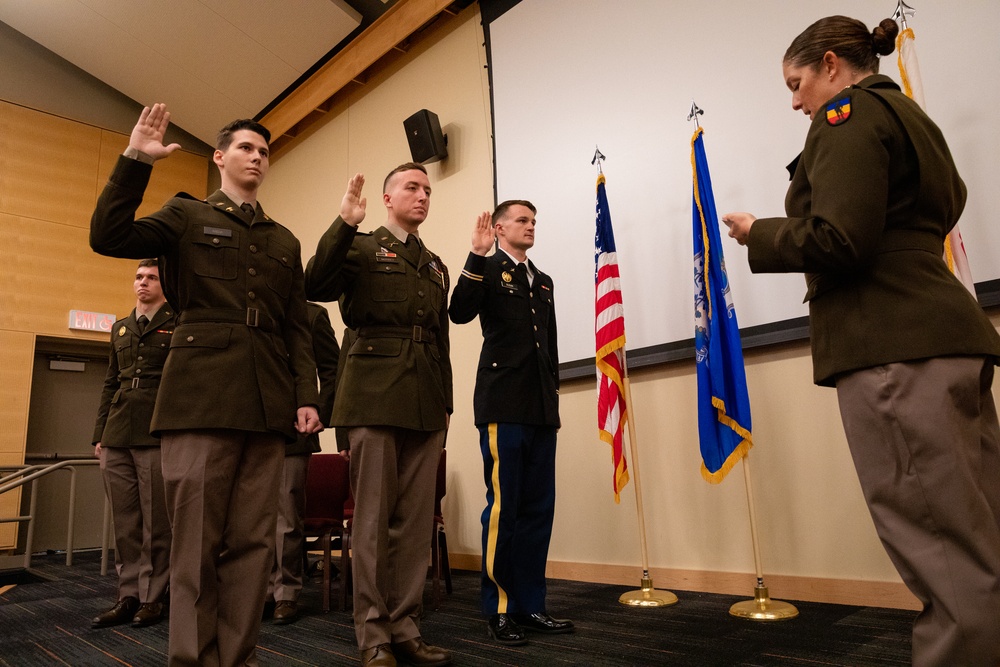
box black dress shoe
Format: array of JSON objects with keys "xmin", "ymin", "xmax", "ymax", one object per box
[
  {"xmin": 391, "ymin": 637, "xmax": 451, "ymax": 666},
  {"xmin": 92, "ymin": 597, "xmax": 139, "ymax": 629},
  {"xmin": 132, "ymin": 602, "xmax": 163, "ymax": 627},
  {"xmin": 272, "ymin": 600, "xmax": 298, "ymax": 625},
  {"xmin": 510, "ymin": 612, "xmax": 574, "ymax": 634},
  {"xmin": 487, "ymin": 614, "xmax": 528, "ymax": 645}
]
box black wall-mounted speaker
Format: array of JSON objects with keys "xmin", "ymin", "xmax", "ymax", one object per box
[{"xmin": 403, "ymin": 109, "xmax": 448, "ymax": 164}]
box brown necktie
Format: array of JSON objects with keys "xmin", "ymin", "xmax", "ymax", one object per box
[
  {"xmin": 136, "ymin": 314, "xmax": 149, "ymax": 334},
  {"xmin": 240, "ymin": 202, "xmax": 254, "ymax": 220}
]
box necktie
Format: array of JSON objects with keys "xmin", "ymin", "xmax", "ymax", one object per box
[
  {"xmin": 515, "ymin": 262, "xmax": 534, "ymax": 288},
  {"xmin": 405, "ymin": 233, "xmax": 418, "ymax": 248},
  {"xmin": 240, "ymin": 202, "xmax": 254, "ymax": 220},
  {"xmin": 136, "ymin": 314, "xmax": 149, "ymax": 334}
]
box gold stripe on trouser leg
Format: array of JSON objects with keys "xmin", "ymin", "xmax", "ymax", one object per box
[{"xmin": 484, "ymin": 423, "xmax": 509, "ymax": 613}]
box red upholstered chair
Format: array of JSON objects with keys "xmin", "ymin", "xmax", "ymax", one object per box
[
  {"xmin": 429, "ymin": 448, "xmax": 452, "ymax": 609},
  {"xmin": 303, "ymin": 453, "xmax": 351, "ymax": 612}
]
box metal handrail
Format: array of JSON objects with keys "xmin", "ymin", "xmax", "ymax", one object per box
[{"xmin": 0, "ymin": 459, "xmax": 110, "ymax": 573}]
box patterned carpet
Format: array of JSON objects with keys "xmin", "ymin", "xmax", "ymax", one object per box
[{"xmin": 0, "ymin": 551, "xmax": 915, "ymax": 666}]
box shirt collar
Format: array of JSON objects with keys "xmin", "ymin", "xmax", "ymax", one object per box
[
  {"xmin": 220, "ymin": 188, "xmax": 255, "ymax": 210},
  {"xmin": 499, "ymin": 247, "xmax": 534, "ymax": 284},
  {"xmin": 383, "ymin": 222, "xmax": 418, "ymax": 245}
]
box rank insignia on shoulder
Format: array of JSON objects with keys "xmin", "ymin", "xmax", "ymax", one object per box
[
  {"xmin": 826, "ymin": 96, "xmax": 851, "ymax": 126},
  {"xmin": 119, "ymin": 326, "xmax": 127, "ymax": 336},
  {"xmin": 502, "ymin": 271, "xmax": 513, "ymax": 283}
]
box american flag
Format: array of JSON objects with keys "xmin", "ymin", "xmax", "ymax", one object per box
[{"xmin": 595, "ymin": 173, "xmax": 630, "ymax": 502}]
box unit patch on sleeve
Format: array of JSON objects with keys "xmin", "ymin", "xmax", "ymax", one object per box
[{"xmin": 825, "ymin": 96, "xmax": 852, "ymax": 126}]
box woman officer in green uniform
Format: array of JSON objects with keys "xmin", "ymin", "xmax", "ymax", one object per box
[{"xmin": 723, "ymin": 15, "xmax": 1000, "ymax": 667}]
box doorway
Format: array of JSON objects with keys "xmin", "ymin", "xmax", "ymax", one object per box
[{"xmin": 18, "ymin": 336, "xmax": 109, "ymax": 555}]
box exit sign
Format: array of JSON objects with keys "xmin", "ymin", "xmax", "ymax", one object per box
[{"xmin": 69, "ymin": 310, "xmax": 116, "ymax": 333}]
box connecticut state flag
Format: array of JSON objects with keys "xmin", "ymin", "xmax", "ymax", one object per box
[{"xmin": 691, "ymin": 127, "xmax": 753, "ymax": 483}]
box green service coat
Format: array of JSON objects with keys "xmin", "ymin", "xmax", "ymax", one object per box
[
  {"xmin": 90, "ymin": 156, "xmax": 319, "ymax": 441},
  {"xmin": 285, "ymin": 302, "xmax": 340, "ymax": 456},
  {"xmin": 305, "ymin": 217, "xmax": 452, "ymax": 431},
  {"xmin": 749, "ymin": 75, "xmax": 1000, "ymax": 386},
  {"xmin": 92, "ymin": 305, "xmax": 175, "ymax": 447}
]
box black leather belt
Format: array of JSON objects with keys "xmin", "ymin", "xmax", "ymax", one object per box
[
  {"xmin": 356, "ymin": 325, "xmax": 436, "ymax": 344},
  {"xmin": 178, "ymin": 308, "xmax": 278, "ymax": 332}
]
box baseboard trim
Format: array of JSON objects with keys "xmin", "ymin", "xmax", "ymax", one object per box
[{"xmin": 447, "ymin": 553, "xmax": 920, "ymax": 611}]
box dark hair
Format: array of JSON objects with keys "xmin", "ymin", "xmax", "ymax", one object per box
[
  {"xmin": 382, "ymin": 162, "xmax": 428, "ymax": 193},
  {"xmin": 137, "ymin": 258, "xmax": 158, "ymax": 269},
  {"xmin": 784, "ymin": 15, "xmax": 898, "ymax": 74},
  {"xmin": 492, "ymin": 199, "xmax": 536, "ymax": 225},
  {"xmin": 216, "ymin": 119, "xmax": 271, "ymax": 151}
]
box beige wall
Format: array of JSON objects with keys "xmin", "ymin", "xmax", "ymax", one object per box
[
  {"xmin": 0, "ymin": 100, "xmax": 208, "ymax": 549},
  {"xmin": 261, "ymin": 4, "xmax": 999, "ymax": 609}
]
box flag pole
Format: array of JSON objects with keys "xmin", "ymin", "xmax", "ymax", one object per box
[
  {"xmin": 688, "ymin": 102, "xmax": 795, "ymax": 620},
  {"xmin": 592, "ymin": 146, "xmax": 676, "ymax": 607},
  {"xmin": 617, "ymin": 345, "xmax": 678, "ymax": 607},
  {"xmin": 728, "ymin": 452, "xmax": 798, "ymax": 620}
]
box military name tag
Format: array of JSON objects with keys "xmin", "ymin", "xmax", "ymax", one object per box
[
  {"xmin": 204, "ymin": 226, "xmax": 233, "ymax": 237},
  {"xmin": 375, "ymin": 246, "xmax": 398, "ymax": 262}
]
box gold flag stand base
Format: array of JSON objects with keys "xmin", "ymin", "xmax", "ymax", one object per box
[
  {"xmin": 729, "ymin": 585, "xmax": 798, "ymax": 621},
  {"xmin": 618, "ymin": 577, "xmax": 678, "ymax": 607}
]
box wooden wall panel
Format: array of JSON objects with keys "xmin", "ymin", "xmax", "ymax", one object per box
[
  {"xmin": 97, "ymin": 130, "xmax": 208, "ymax": 218},
  {"xmin": 0, "ymin": 213, "xmax": 136, "ymax": 337},
  {"xmin": 0, "ymin": 101, "xmax": 208, "ymax": 552},
  {"xmin": 0, "ymin": 494, "xmax": 18, "ymax": 548},
  {"xmin": 0, "ymin": 450, "xmax": 22, "ymax": 549},
  {"xmin": 0, "ymin": 331, "xmax": 33, "ymax": 454},
  {"xmin": 0, "ymin": 101, "xmax": 102, "ymax": 228}
]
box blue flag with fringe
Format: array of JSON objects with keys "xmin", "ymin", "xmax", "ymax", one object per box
[{"xmin": 691, "ymin": 127, "xmax": 753, "ymax": 483}]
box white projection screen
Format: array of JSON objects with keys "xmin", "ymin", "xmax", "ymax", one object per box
[{"xmin": 482, "ymin": 0, "xmax": 1000, "ymax": 372}]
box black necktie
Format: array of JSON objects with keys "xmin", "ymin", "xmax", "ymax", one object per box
[
  {"xmin": 240, "ymin": 202, "xmax": 254, "ymax": 220},
  {"xmin": 136, "ymin": 314, "xmax": 149, "ymax": 334},
  {"xmin": 405, "ymin": 233, "xmax": 418, "ymax": 248}
]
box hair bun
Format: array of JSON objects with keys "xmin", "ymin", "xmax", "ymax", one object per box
[{"xmin": 871, "ymin": 18, "xmax": 899, "ymax": 56}]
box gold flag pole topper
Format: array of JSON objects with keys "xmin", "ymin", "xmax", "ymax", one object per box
[
  {"xmin": 593, "ymin": 148, "xmax": 677, "ymax": 608},
  {"xmin": 688, "ymin": 101, "xmax": 797, "ymax": 620}
]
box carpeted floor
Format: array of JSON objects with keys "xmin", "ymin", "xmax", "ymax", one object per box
[{"xmin": 0, "ymin": 551, "xmax": 915, "ymax": 666}]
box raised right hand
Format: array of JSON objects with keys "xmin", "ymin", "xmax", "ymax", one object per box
[
  {"xmin": 470, "ymin": 211, "xmax": 494, "ymax": 256},
  {"xmin": 129, "ymin": 104, "xmax": 181, "ymax": 161},
  {"xmin": 341, "ymin": 173, "xmax": 367, "ymax": 227}
]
